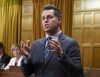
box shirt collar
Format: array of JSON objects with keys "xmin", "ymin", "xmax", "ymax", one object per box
[
  {"xmin": 46, "ymin": 30, "xmax": 62, "ymax": 40},
  {"xmin": 0, "ymin": 53, "xmax": 3, "ymax": 59}
]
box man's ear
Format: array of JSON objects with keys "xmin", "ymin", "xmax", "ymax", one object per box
[{"xmin": 58, "ymin": 17, "xmax": 61, "ymax": 24}]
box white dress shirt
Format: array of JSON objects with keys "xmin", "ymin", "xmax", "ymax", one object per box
[{"xmin": 4, "ymin": 56, "xmax": 23, "ymax": 70}]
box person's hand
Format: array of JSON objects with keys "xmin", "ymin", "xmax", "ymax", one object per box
[
  {"xmin": 48, "ymin": 38, "xmax": 63, "ymax": 57},
  {"xmin": 20, "ymin": 40, "xmax": 31, "ymax": 58}
]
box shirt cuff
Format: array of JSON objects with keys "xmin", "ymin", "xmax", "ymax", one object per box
[
  {"xmin": 57, "ymin": 53, "xmax": 63, "ymax": 60},
  {"xmin": 23, "ymin": 55, "xmax": 31, "ymax": 64}
]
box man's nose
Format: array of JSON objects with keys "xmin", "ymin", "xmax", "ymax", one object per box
[{"xmin": 44, "ymin": 18, "xmax": 48, "ymax": 23}]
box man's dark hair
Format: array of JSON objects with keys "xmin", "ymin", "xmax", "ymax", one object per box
[
  {"xmin": 0, "ymin": 42, "xmax": 4, "ymax": 48},
  {"xmin": 42, "ymin": 4, "xmax": 62, "ymax": 20}
]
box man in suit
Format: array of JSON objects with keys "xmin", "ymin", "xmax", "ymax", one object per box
[
  {"xmin": 21, "ymin": 4, "xmax": 84, "ymax": 77},
  {"xmin": 0, "ymin": 42, "xmax": 11, "ymax": 69}
]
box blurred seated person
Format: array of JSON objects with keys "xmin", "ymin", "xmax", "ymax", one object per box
[
  {"xmin": 4, "ymin": 44, "xmax": 23, "ymax": 70},
  {"xmin": 0, "ymin": 42, "xmax": 11, "ymax": 69}
]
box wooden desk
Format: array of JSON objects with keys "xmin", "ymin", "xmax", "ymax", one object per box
[
  {"xmin": 9, "ymin": 66, "xmax": 22, "ymax": 72},
  {"xmin": 0, "ymin": 66, "xmax": 24, "ymax": 77},
  {"xmin": 0, "ymin": 72, "xmax": 24, "ymax": 77}
]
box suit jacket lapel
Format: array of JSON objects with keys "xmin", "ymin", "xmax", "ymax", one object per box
[
  {"xmin": 42, "ymin": 32, "xmax": 65, "ymax": 71},
  {"xmin": 46, "ymin": 33, "xmax": 65, "ymax": 62},
  {"xmin": 37, "ymin": 38, "xmax": 46, "ymax": 63},
  {"xmin": 58, "ymin": 33, "xmax": 66, "ymax": 54},
  {"xmin": 42, "ymin": 51, "xmax": 54, "ymax": 71},
  {"xmin": 44, "ymin": 50, "xmax": 54, "ymax": 65},
  {"xmin": 58, "ymin": 32, "xmax": 65, "ymax": 45}
]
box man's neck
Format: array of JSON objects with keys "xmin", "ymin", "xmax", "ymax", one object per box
[
  {"xmin": 46, "ymin": 30, "xmax": 61, "ymax": 38},
  {"xmin": 46, "ymin": 28, "xmax": 61, "ymax": 36}
]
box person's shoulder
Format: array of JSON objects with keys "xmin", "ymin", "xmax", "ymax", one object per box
[
  {"xmin": 33, "ymin": 37, "xmax": 45, "ymax": 44},
  {"xmin": 36, "ymin": 37, "xmax": 45, "ymax": 41},
  {"xmin": 62, "ymin": 34, "xmax": 75, "ymax": 41},
  {"xmin": 2, "ymin": 53, "xmax": 11, "ymax": 58},
  {"xmin": 31, "ymin": 37, "xmax": 45, "ymax": 47},
  {"xmin": 10, "ymin": 57, "xmax": 16, "ymax": 61},
  {"xmin": 65, "ymin": 35, "xmax": 75, "ymax": 41},
  {"xmin": 62, "ymin": 34, "xmax": 78, "ymax": 44}
]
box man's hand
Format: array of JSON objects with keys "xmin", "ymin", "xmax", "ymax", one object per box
[
  {"xmin": 48, "ymin": 38, "xmax": 63, "ymax": 57},
  {"xmin": 20, "ymin": 40, "xmax": 31, "ymax": 58}
]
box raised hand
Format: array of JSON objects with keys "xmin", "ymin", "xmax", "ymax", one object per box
[
  {"xmin": 48, "ymin": 38, "xmax": 63, "ymax": 57},
  {"xmin": 20, "ymin": 40, "xmax": 31, "ymax": 58}
]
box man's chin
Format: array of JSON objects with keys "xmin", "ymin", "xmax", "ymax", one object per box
[{"xmin": 44, "ymin": 29, "xmax": 51, "ymax": 32}]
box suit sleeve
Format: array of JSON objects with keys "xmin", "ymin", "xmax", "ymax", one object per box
[
  {"xmin": 2, "ymin": 54, "xmax": 11, "ymax": 67},
  {"xmin": 21, "ymin": 43, "xmax": 35, "ymax": 77},
  {"xmin": 21, "ymin": 59, "xmax": 34, "ymax": 77},
  {"xmin": 58, "ymin": 40, "xmax": 84, "ymax": 77}
]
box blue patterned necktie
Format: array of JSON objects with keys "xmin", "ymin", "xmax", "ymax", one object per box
[{"xmin": 44, "ymin": 37, "xmax": 52, "ymax": 62}]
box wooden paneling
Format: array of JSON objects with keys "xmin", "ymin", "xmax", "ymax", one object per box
[
  {"xmin": 94, "ymin": 28, "xmax": 100, "ymax": 43},
  {"xmin": 82, "ymin": 45, "xmax": 92, "ymax": 69},
  {"xmin": 22, "ymin": 0, "xmax": 33, "ymax": 44},
  {"xmin": 74, "ymin": 0, "xmax": 83, "ymax": 10},
  {"xmin": 72, "ymin": 28, "xmax": 83, "ymax": 43},
  {"xmin": 94, "ymin": 12, "xmax": 100, "ymax": 24},
  {"xmin": 83, "ymin": 13, "xmax": 92, "ymax": 25},
  {"xmin": 73, "ymin": 13, "xmax": 82, "ymax": 25},
  {"xmin": 93, "ymin": 47, "xmax": 100, "ymax": 68},
  {"xmin": 83, "ymin": 28, "xmax": 93, "ymax": 43},
  {"xmin": 73, "ymin": 0, "xmax": 100, "ymax": 70},
  {"xmin": 84, "ymin": 0, "xmax": 100, "ymax": 9},
  {"xmin": 87, "ymin": 69, "xmax": 100, "ymax": 77},
  {"xmin": 22, "ymin": 17, "xmax": 33, "ymax": 30},
  {"xmin": 22, "ymin": 31, "xmax": 32, "ymax": 43}
]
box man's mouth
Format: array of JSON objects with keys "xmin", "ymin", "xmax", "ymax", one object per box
[{"xmin": 45, "ymin": 24, "xmax": 49, "ymax": 28}]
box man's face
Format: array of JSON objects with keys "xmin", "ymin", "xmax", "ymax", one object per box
[{"xmin": 42, "ymin": 10, "xmax": 61, "ymax": 35}]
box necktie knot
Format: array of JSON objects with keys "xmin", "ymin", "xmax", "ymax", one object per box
[{"xmin": 46, "ymin": 36, "xmax": 52, "ymax": 41}]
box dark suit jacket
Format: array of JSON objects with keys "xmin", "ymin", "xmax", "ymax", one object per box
[
  {"xmin": 0, "ymin": 53, "xmax": 11, "ymax": 68},
  {"xmin": 21, "ymin": 33, "xmax": 84, "ymax": 77}
]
